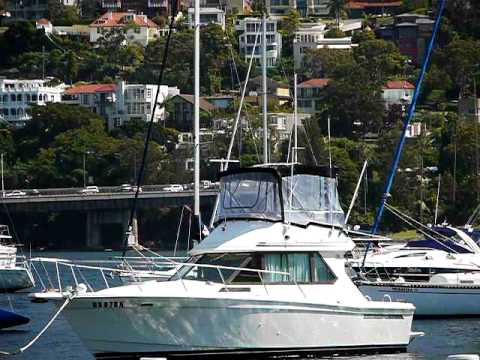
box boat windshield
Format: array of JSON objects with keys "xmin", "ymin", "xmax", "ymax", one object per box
[
  {"xmin": 214, "ymin": 171, "xmax": 282, "ymax": 223},
  {"xmin": 283, "ymin": 174, "xmax": 344, "ymax": 226}
]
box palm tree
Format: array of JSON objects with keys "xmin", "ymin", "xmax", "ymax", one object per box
[{"xmin": 328, "ymin": 0, "xmax": 347, "ymax": 28}]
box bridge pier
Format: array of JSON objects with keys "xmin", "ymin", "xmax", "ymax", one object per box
[{"xmin": 86, "ymin": 210, "xmax": 130, "ymax": 249}]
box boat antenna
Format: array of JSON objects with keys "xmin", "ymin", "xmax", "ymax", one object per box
[
  {"xmin": 362, "ymin": 0, "xmax": 446, "ymax": 266},
  {"xmin": 434, "ymin": 174, "xmax": 441, "ymax": 225},
  {"xmin": 345, "ymin": 160, "xmax": 368, "ymax": 225},
  {"xmin": 327, "ymin": 115, "xmax": 334, "ymax": 231},
  {"xmin": 121, "ymin": 0, "xmax": 178, "ymax": 257}
]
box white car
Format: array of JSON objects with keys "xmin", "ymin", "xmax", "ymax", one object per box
[
  {"xmin": 119, "ymin": 184, "xmax": 142, "ymax": 192},
  {"xmin": 80, "ymin": 186, "xmax": 100, "ymax": 195},
  {"xmin": 163, "ymin": 184, "xmax": 183, "ymax": 192},
  {"xmin": 5, "ymin": 190, "xmax": 27, "ymax": 198}
]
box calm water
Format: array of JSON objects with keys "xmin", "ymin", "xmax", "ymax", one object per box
[{"xmin": 1, "ymin": 252, "xmax": 480, "ymax": 359}]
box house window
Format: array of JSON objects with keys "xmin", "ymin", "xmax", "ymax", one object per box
[
  {"xmin": 32, "ymin": 94, "xmax": 38, "ymax": 101},
  {"xmin": 81, "ymin": 94, "xmax": 89, "ymax": 105},
  {"xmin": 16, "ymin": 94, "xmax": 22, "ymax": 102},
  {"xmin": 10, "ymin": 94, "xmax": 15, "ymax": 102},
  {"xmin": 146, "ymin": 89, "xmax": 152, "ymax": 98},
  {"xmin": 114, "ymin": 118, "xmax": 122, "ymax": 127},
  {"xmin": 10, "ymin": 108, "xmax": 16, "ymax": 116},
  {"xmin": 39, "ymin": 94, "xmax": 43, "ymax": 101}
]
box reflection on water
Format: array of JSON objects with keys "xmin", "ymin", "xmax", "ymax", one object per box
[{"xmin": 1, "ymin": 252, "xmax": 480, "ymax": 359}]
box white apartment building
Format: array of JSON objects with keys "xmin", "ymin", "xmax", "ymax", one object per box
[
  {"xmin": 6, "ymin": 0, "xmax": 78, "ymax": 20},
  {"xmin": 63, "ymin": 81, "xmax": 180, "ymax": 129},
  {"xmin": 266, "ymin": 0, "xmax": 330, "ymax": 17},
  {"xmin": 293, "ymin": 23, "xmax": 354, "ymax": 68},
  {"xmin": 89, "ymin": 12, "xmax": 160, "ymax": 47},
  {"xmin": 187, "ymin": 7, "xmax": 225, "ymax": 30},
  {"xmin": 236, "ymin": 17, "xmax": 282, "ymax": 68},
  {"xmin": 297, "ymin": 78, "xmax": 330, "ymax": 115},
  {"xmin": 0, "ymin": 78, "xmax": 65, "ymax": 127}
]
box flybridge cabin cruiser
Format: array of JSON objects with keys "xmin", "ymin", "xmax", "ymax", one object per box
[
  {"xmin": 41, "ymin": 165, "xmax": 419, "ymax": 359},
  {"xmin": 0, "ymin": 225, "xmax": 35, "ymax": 292},
  {"xmin": 352, "ymin": 226, "xmax": 480, "ymax": 316}
]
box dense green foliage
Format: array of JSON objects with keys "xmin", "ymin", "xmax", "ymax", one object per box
[{"xmin": 0, "ymin": 1, "xmax": 480, "ymax": 234}]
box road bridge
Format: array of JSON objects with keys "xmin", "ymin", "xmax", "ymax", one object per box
[{"xmin": 0, "ymin": 186, "xmax": 218, "ymax": 249}]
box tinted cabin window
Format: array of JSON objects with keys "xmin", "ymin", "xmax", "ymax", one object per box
[
  {"xmin": 264, "ymin": 253, "xmax": 311, "ymax": 283},
  {"xmin": 311, "ymin": 253, "xmax": 336, "ymax": 283},
  {"xmin": 183, "ymin": 253, "xmax": 250, "ymax": 283}
]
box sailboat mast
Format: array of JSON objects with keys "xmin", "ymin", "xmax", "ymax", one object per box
[
  {"xmin": 294, "ymin": 73, "xmax": 298, "ymax": 163},
  {"xmin": 262, "ymin": 14, "xmax": 268, "ymax": 164},
  {"xmin": 194, "ymin": 0, "xmax": 200, "ymax": 216}
]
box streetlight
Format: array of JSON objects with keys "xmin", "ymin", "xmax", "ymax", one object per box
[
  {"xmin": 83, "ymin": 150, "xmax": 93, "ymax": 188},
  {"xmin": 1, "ymin": 153, "xmax": 5, "ymax": 198}
]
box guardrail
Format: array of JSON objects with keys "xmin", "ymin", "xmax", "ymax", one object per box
[{"xmin": 0, "ymin": 184, "xmax": 220, "ymax": 198}]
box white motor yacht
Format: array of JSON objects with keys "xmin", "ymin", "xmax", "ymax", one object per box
[
  {"xmin": 42, "ymin": 165, "xmax": 419, "ymax": 358},
  {"xmin": 351, "ymin": 226, "xmax": 480, "ymax": 316},
  {"xmin": 0, "ymin": 225, "xmax": 35, "ymax": 292}
]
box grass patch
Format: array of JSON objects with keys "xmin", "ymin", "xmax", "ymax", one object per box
[{"xmin": 388, "ymin": 229, "xmax": 421, "ymax": 240}]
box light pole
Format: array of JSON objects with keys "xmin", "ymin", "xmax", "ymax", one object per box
[
  {"xmin": 83, "ymin": 150, "xmax": 93, "ymax": 188},
  {"xmin": 1, "ymin": 153, "xmax": 4, "ymax": 198}
]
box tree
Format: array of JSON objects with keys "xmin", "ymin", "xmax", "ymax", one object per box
[
  {"xmin": 434, "ymin": 39, "xmax": 480, "ymax": 97},
  {"xmin": 278, "ymin": 9, "xmax": 301, "ymax": 57},
  {"xmin": 328, "ymin": 0, "xmax": 347, "ymax": 28},
  {"xmin": 321, "ymin": 65, "xmax": 385, "ymax": 138},
  {"xmin": 301, "ymin": 48, "xmax": 354, "ymax": 78},
  {"xmin": 324, "ymin": 28, "xmax": 346, "ymax": 39},
  {"xmin": 353, "ymin": 39, "xmax": 406, "ymax": 84}
]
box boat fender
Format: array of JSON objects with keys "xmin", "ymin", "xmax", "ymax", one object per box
[{"xmin": 395, "ymin": 276, "xmax": 405, "ymax": 283}]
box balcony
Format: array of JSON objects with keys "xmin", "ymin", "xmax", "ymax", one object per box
[
  {"xmin": 148, "ymin": 0, "xmax": 167, "ymax": 7},
  {"xmin": 101, "ymin": 0, "xmax": 121, "ymax": 8}
]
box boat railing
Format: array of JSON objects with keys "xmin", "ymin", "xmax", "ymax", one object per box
[
  {"xmin": 28, "ymin": 257, "xmax": 306, "ymax": 298},
  {"xmin": 173, "ymin": 262, "xmax": 307, "ymax": 298},
  {"xmin": 29, "ymin": 257, "xmax": 147, "ymax": 294}
]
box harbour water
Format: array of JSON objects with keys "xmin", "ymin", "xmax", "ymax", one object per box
[{"xmin": 2, "ymin": 252, "xmax": 480, "ymax": 359}]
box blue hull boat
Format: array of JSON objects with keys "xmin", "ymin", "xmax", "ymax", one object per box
[{"xmin": 0, "ymin": 308, "xmax": 29, "ymax": 329}]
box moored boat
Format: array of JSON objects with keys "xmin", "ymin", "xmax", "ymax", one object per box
[{"xmin": 42, "ymin": 165, "xmax": 420, "ymax": 358}]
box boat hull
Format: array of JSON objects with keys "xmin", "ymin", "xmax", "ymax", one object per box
[
  {"xmin": 0, "ymin": 308, "xmax": 29, "ymax": 329},
  {"xmin": 359, "ymin": 282, "xmax": 480, "ymax": 317},
  {"xmin": 0, "ymin": 267, "xmax": 35, "ymax": 292},
  {"xmin": 61, "ymin": 296, "xmax": 414, "ymax": 357}
]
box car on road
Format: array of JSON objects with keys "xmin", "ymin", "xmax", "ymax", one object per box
[
  {"xmin": 163, "ymin": 184, "xmax": 183, "ymax": 192},
  {"xmin": 79, "ymin": 186, "xmax": 100, "ymax": 195},
  {"xmin": 5, "ymin": 190, "xmax": 27, "ymax": 198},
  {"xmin": 119, "ymin": 184, "xmax": 143, "ymax": 192}
]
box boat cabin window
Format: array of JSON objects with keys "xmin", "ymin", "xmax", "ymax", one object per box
[
  {"xmin": 283, "ymin": 174, "xmax": 344, "ymax": 226},
  {"xmin": 215, "ymin": 172, "xmax": 282, "ymax": 223},
  {"xmin": 173, "ymin": 252, "xmax": 336, "ymax": 285}
]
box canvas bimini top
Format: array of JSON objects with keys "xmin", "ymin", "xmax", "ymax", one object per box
[{"xmin": 214, "ymin": 165, "xmax": 345, "ymax": 227}]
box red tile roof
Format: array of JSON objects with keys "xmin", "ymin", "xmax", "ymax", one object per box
[
  {"xmin": 90, "ymin": 12, "xmax": 158, "ymax": 28},
  {"xmin": 347, "ymin": 1, "xmax": 402, "ymax": 10},
  {"xmin": 36, "ymin": 18, "xmax": 51, "ymax": 25},
  {"xmin": 65, "ymin": 84, "xmax": 116, "ymax": 95},
  {"xmin": 298, "ymin": 79, "xmax": 331, "ymax": 88},
  {"xmin": 384, "ymin": 80, "xmax": 415, "ymax": 89}
]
